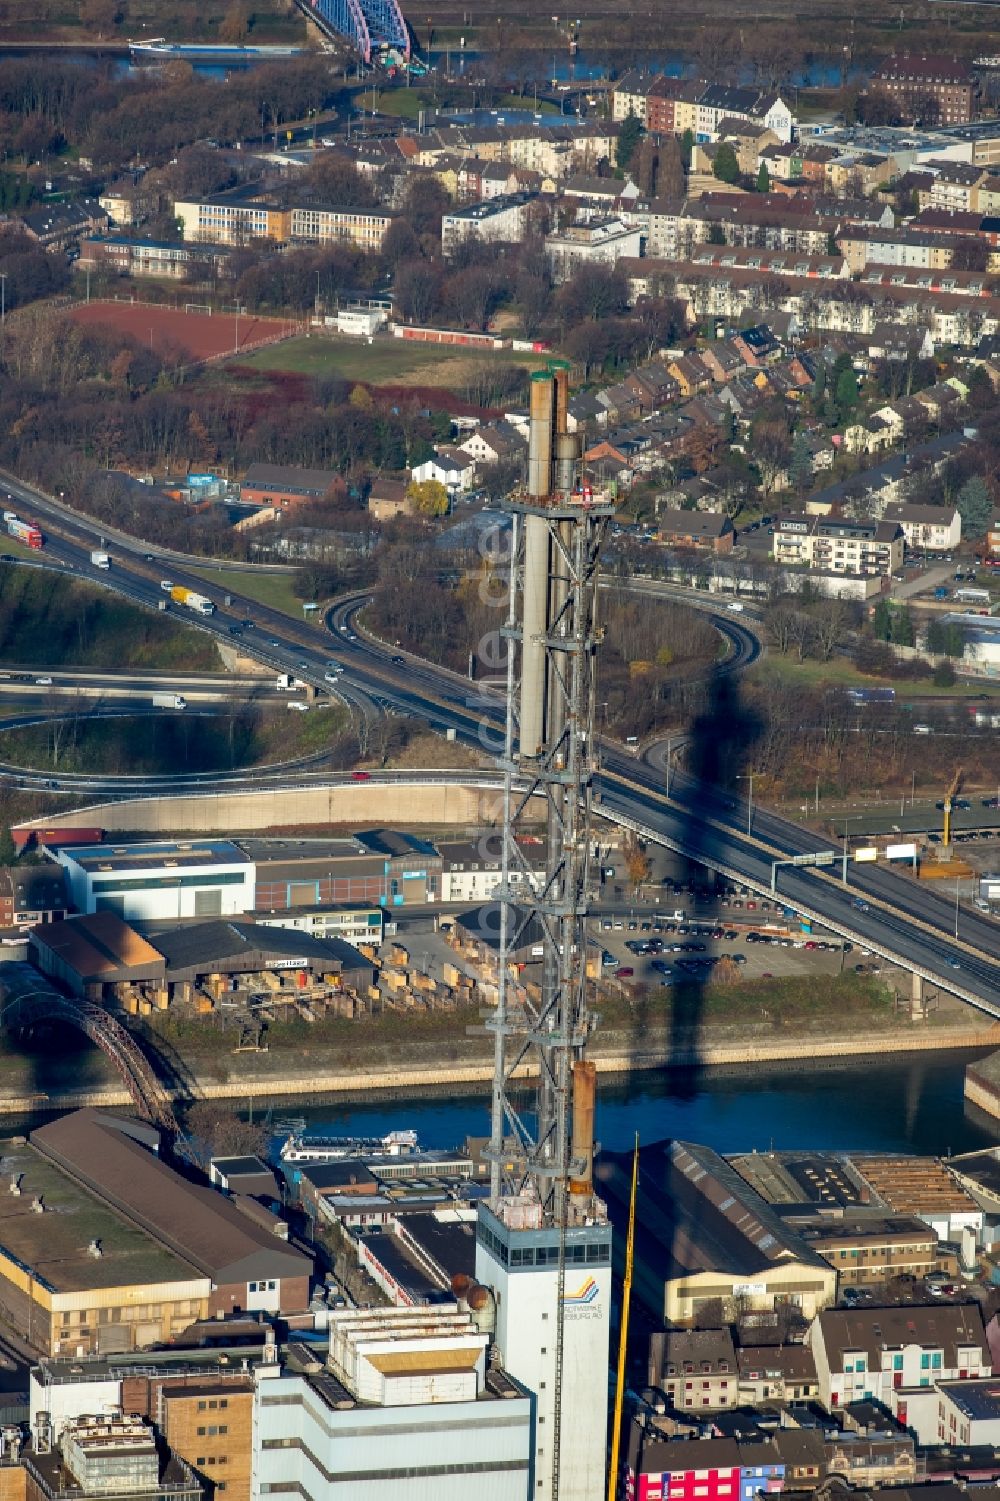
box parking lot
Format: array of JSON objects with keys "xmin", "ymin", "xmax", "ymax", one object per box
[{"xmin": 589, "ymin": 906, "xmax": 866, "ymax": 989}]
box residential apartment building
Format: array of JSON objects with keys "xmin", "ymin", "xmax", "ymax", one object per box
[
  {"xmin": 437, "ymin": 839, "xmax": 543, "ymax": 904},
  {"xmin": 772, "ymin": 514, "xmax": 904, "ymax": 576},
  {"xmin": 612, "ymin": 76, "xmax": 794, "ymax": 142},
  {"xmin": 736, "ymin": 1345, "xmax": 818, "ymax": 1403},
  {"xmin": 807, "ymin": 1303, "xmax": 990, "ymax": 1409},
  {"xmin": 441, "ymin": 192, "xmax": 535, "ymax": 256},
  {"xmin": 545, "ymin": 217, "xmax": 643, "ymax": 282},
  {"xmin": 883, "ymin": 502, "xmax": 962, "ymax": 551},
  {"xmin": 647, "ymin": 1328, "xmax": 738, "ymax": 1411},
  {"xmin": 869, "ymin": 53, "xmax": 977, "ymax": 125}
]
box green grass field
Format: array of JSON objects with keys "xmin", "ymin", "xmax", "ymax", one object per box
[
  {"xmin": 757, "ymin": 656, "xmax": 997, "ymax": 701},
  {"xmin": 187, "ymin": 566, "xmax": 304, "ymax": 618},
  {"xmin": 237, "ymin": 334, "xmax": 549, "ymax": 387}
]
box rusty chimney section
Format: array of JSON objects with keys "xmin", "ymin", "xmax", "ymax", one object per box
[
  {"xmin": 569, "ymin": 1059, "xmax": 597, "ymax": 1195},
  {"xmin": 528, "ymin": 369, "xmax": 555, "ymax": 500}
]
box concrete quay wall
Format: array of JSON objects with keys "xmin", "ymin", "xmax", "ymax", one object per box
[
  {"xmin": 2, "ymin": 1022, "xmax": 997, "ymax": 1118},
  {"xmin": 965, "ymin": 1049, "xmax": 1000, "ymax": 1121}
]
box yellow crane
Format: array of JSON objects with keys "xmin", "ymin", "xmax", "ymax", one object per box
[
  {"xmin": 607, "ymin": 1134, "xmax": 639, "ymax": 1501},
  {"xmin": 943, "ymin": 766, "xmax": 964, "ymax": 848}
]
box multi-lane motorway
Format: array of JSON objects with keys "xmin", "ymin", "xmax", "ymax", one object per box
[{"xmin": 3, "ymin": 474, "xmax": 1000, "ymax": 1012}]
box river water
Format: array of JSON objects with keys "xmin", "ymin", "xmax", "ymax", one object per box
[{"xmin": 256, "ymin": 1049, "xmax": 1000, "ymax": 1160}]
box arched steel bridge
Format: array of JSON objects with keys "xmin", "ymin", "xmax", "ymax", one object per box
[
  {"xmin": 1, "ymin": 970, "xmax": 179, "ymax": 1135},
  {"xmin": 308, "ymin": 0, "xmax": 409, "ymax": 63}
]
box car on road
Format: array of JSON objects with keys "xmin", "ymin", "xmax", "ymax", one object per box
[
  {"xmin": 347, "ymin": 632, "xmax": 358, "ymax": 641},
  {"xmin": 391, "ymin": 654, "xmax": 405, "ymax": 665},
  {"xmin": 948, "ymin": 957, "xmax": 961, "ymax": 970},
  {"xmin": 339, "ymin": 623, "xmax": 349, "ymax": 633},
  {"xmin": 34, "ymin": 676, "xmax": 52, "ymax": 685},
  {"xmin": 228, "ymin": 625, "xmax": 242, "ymax": 635},
  {"xmin": 351, "ymin": 770, "xmax": 372, "ymax": 781},
  {"xmin": 287, "ymin": 701, "xmax": 309, "ymax": 713},
  {"xmin": 242, "ymin": 619, "xmax": 254, "ymax": 630},
  {"xmin": 324, "ymin": 670, "xmax": 342, "ymax": 683},
  {"xmin": 852, "ymin": 897, "xmax": 870, "ymax": 912}
]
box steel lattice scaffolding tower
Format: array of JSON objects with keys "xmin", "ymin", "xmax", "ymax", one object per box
[
  {"xmin": 474, "ymin": 365, "xmax": 613, "ymax": 1501},
  {"xmin": 486, "ymin": 492, "xmax": 612, "ymax": 1217}
]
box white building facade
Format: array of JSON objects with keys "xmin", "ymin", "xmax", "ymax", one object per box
[
  {"xmin": 476, "ymin": 1201, "xmax": 612, "ymax": 1501},
  {"xmin": 253, "ymin": 1308, "xmax": 533, "ymax": 1501},
  {"xmin": 55, "ymin": 840, "xmax": 254, "ymax": 921}
]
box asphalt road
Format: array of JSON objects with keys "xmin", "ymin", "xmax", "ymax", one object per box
[{"xmin": 2, "ymin": 480, "xmax": 998, "ymax": 1009}]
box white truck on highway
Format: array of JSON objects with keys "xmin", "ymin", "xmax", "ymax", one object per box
[
  {"xmin": 152, "ymin": 693, "xmax": 187, "ymax": 710},
  {"xmin": 276, "ymin": 673, "xmax": 306, "ymax": 691},
  {"xmin": 90, "ymin": 550, "xmax": 111, "ymax": 569}
]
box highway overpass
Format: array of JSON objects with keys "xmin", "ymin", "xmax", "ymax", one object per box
[{"xmin": 4, "ymin": 473, "xmax": 1000, "ymax": 1013}]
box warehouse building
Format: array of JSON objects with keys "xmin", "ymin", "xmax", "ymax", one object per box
[
  {"xmin": 15, "ymin": 1110, "xmax": 313, "ymax": 1336},
  {"xmin": 245, "ymin": 831, "xmax": 442, "ymax": 910},
  {"xmin": 52, "ymin": 834, "xmax": 446, "ymax": 921},
  {"xmin": 29, "ymin": 911, "xmax": 165, "ymax": 997},
  {"xmin": 149, "ymin": 921, "xmax": 373, "ymax": 1008},
  {"xmin": 30, "ymin": 914, "xmax": 373, "ymax": 1014},
  {"xmin": 0, "ymin": 1120, "xmax": 212, "ymax": 1355},
  {"xmin": 594, "ymin": 1140, "xmax": 837, "ymax": 1324},
  {"xmin": 253, "ymin": 1307, "xmax": 531, "ymax": 1501},
  {"xmin": 54, "ymin": 841, "xmax": 253, "ymax": 921}
]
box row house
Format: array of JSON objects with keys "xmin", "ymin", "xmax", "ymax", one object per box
[
  {"xmin": 648, "ymin": 1328, "xmax": 737, "ymax": 1411},
  {"xmin": 807, "ymin": 1302, "xmax": 990, "ymax": 1410},
  {"xmin": 613, "ymin": 75, "xmax": 794, "ymax": 142},
  {"xmin": 625, "ymin": 1431, "xmax": 784, "ymax": 1501}
]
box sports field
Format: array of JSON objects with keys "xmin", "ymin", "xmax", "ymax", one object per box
[{"xmin": 69, "ymin": 301, "xmax": 301, "ymax": 364}]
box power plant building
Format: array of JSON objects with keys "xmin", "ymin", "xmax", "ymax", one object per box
[{"xmin": 252, "ymin": 1307, "xmax": 532, "ymax": 1501}]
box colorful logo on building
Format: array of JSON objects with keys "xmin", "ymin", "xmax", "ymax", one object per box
[{"xmin": 563, "ymin": 1276, "xmax": 599, "ymax": 1306}]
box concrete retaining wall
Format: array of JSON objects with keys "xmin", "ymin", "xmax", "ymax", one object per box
[{"xmin": 16, "ymin": 780, "xmax": 516, "ymax": 835}]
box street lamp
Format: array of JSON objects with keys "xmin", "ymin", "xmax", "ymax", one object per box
[{"xmin": 736, "ymin": 772, "xmax": 756, "ymax": 836}]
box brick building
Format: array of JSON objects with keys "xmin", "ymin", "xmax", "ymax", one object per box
[{"xmin": 870, "ymin": 54, "xmax": 977, "ymax": 125}]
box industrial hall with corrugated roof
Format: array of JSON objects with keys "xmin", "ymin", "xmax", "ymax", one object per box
[{"xmin": 0, "ymin": 1109, "xmax": 312, "ymax": 1357}]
